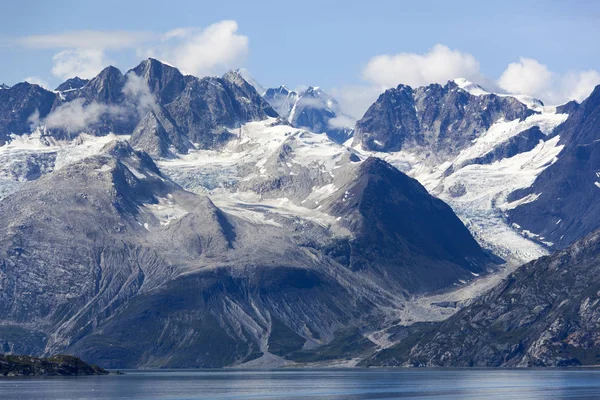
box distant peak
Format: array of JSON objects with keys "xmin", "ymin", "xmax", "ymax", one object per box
[{"xmin": 0, "ymin": 83, "xmax": 9, "ymax": 90}]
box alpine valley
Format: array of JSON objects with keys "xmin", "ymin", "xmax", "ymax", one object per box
[{"xmin": 1, "ymin": 58, "xmax": 600, "ymax": 368}]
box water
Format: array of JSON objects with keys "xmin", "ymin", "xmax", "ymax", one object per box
[{"xmin": 2, "ymin": 369, "xmax": 600, "ymax": 399}]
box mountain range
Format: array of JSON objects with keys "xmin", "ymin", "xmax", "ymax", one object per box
[{"xmin": 1, "ymin": 58, "xmax": 600, "ymax": 368}]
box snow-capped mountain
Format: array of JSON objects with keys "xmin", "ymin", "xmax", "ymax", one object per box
[
  {"xmin": 0, "ymin": 59, "xmax": 496, "ymax": 368},
  {"xmin": 239, "ymin": 70, "xmax": 354, "ymax": 144},
  {"xmin": 506, "ymin": 87, "xmax": 600, "ymax": 249},
  {"xmin": 2, "ymin": 56, "xmax": 600, "ymax": 369},
  {"xmin": 350, "ymin": 79, "xmax": 571, "ymax": 264}
]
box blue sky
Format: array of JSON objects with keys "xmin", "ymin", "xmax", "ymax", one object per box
[{"xmin": 2, "ymin": 0, "xmax": 600, "ymax": 115}]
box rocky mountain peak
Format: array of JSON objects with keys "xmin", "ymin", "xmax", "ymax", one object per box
[
  {"xmin": 83, "ymin": 65, "xmax": 126, "ymax": 104},
  {"xmin": 130, "ymin": 58, "xmax": 185, "ymax": 104},
  {"xmin": 55, "ymin": 77, "xmax": 89, "ymax": 92},
  {"xmin": 353, "ymin": 79, "xmax": 533, "ymax": 155}
]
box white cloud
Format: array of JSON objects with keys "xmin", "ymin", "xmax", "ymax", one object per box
[
  {"xmin": 152, "ymin": 20, "xmax": 249, "ymax": 77},
  {"xmin": 123, "ymin": 73, "xmax": 156, "ymax": 116},
  {"xmin": 498, "ymin": 57, "xmax": 553, "ymax": 99},
  {"xmin": 329, "ymin": 84, "xmax": 385, "ymax": 122},
  {"xmin": 30, "ymin": 73, "xmax": 156, "ymax": 134},
  {"xmin": 12, "ymin": 21, "xmax": 249, "ymax": 84},
  {"xmin": 51, "ymin": 49, "xmax": 108, "ymax": 80},
  {"xmin": 362, "ymin": 44, "xmax": 483, "ymax": 88},
  {"xmin": 498, "ymin": 57, "xmax": 600, "ymax": 104},
  {"xmin": 328, "ymin": 114, "xmax": 356, "ymax": 130},
  {"xmin": 17, "ymin": 30, "xmax": 152, "ymax": 50},
  {"xmin": 562, "ymin": 70, "xmax": 600, "ymax": 103},
  {"xmin": 41, "ymin": 98, "xmax": 123, "ymax": 133}
]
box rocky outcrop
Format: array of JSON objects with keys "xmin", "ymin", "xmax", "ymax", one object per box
[
  {"xmin": 0, "ymin": 83, "xmax": 57, "ymax": 143},
  {"xmin": 353, "ymin": 80, "xmax": 533, "ymax": 156},
  {"xmin": 508, "ymin": 85, "xmax": 600, "ymax": 249},
  {"xmin": 322, "ymin": 157, "xmax": 493, "ymax": 294},
  {"xmin": 364, "ymin": 229, "xmax": 600, "ymax": 367},
  {"xmin": 0, "ymin": 354, "xmax": 108, "ymax": 376}
]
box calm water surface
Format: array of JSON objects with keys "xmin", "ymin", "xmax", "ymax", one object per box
[{"xmin": 2, "ymin": 369, "xmax": 600, "ymax": 400}]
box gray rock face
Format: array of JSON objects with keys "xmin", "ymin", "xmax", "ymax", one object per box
[
  {"xmin": 365, "ymin": 229, "xmax": 600, "ymax": 367},
  {"xmin": 353, "ymin": 81, "xmax": 533, "ymax": 155},
  {"xmin": 508, "ymin": 85, "xmax": 600, "ymax": 249},
  {"xmin": 130, "ymin": 107, "xmax": 192, "ymax": 157},
  {"xmin": 0, "ymin": 83, "xmax": 57, "ymax": 143},
  {"xmin": 0, "ymin": 60, "xmax": 279, "ymax": 152},
  {"xmin": 264, "ymin": 86, "xmax": 296, "ymax": 118},
  {"xmin": 131, "ymin": 58, "xmax": 186, "ymax": 104},
  {"xmin": 163, "ymin": 71, "xmax": 277, "ymax": 149},
  {"xmin": 321, "ymin": 157, "xmax": 493, "ymax": 294}
]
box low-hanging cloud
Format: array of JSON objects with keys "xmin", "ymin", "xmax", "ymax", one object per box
[
  {"xmin": 40, "ymin": 98, "xmax": 123, "ymax": 133},
  {"xmin": 333, "ymin": 44, "xmax": 600, "ymax": 122},
  {"xmin": 30, "ymin": 73, "xmax": 156, "ymax": 134},
  {"xmin": 123, "ymin": 72, "xmax": 156, "ymax": 117}
]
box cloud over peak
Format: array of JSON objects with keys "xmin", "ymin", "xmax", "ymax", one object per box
[
  {"xmin": 360, "ymin": 44, "xmax": 600, "ymax": 106},
  {"xmin": 363, "ymin": 44, "xmax": 483, "ymax": 89},
  {"xmin": 151, "ymin": 20, "xmax": 249, "ymax": 77},
  {"xmin": 12, "ymin": 21, "xmax": 249, "ymax": 84}
]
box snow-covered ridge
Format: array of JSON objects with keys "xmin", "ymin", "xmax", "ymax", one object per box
[
  {"xmin": 452, "ymin": 78, "xmax": 550, "ymax": 112},
  {"xmin": 351, "ymin": 105, "xmax": 568, "ymax": 264},
  {"xmin": 453, "ymin": 78, "xmax": 490, "ymax": 96},
  {"xmin": 0, "ymin": 129, "xmax": 130, "ymax": 199}
]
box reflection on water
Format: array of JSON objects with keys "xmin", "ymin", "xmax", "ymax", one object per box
[{"xmin": 1, "ymin": 369, "xmax": 600, "ymax": 399}]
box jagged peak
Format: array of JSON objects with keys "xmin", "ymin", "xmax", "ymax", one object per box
[
  {"xmin": 222, "ymin": 69, "xmax": 256, "ymax": 90},
  {"xmin": 55, "ymin": 77, "xmax": 89, "ymax": 92},
  {"xmin": 100, "ymin": 139, "xmax": 162, "ymax": 176},
  {"xmin": 133, "ymin": 58, "xmax": 183, "ymax": 76},
  {"xmin": 0, "ymin": 83, "xmax": 9, "ymax": 90},
  {"xmin": 95, "ymin": 65, "xmax": 123, "ymax": 79}
]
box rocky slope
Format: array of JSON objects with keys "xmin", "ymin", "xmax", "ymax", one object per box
[
  {"xmin": 507, "ymin": 86, "xmax": 600, "ymax": 249},
  {"xmin": 350, "ymin": 79, "xmax": 571, "ymax": 264},
  {"xmin": 364, "ymin": 228, "xmax": 600, "ymax": 367},
  {"xmin": 0, "ymin": 131, "xmax": 493, "ymax": 368}
]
